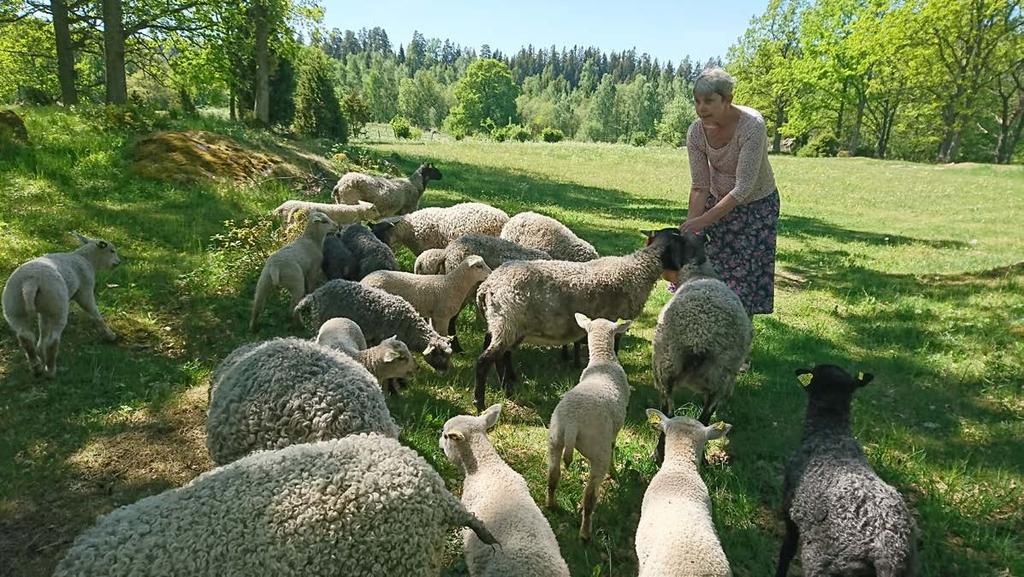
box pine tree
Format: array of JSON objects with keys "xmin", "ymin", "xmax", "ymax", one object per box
[{"xmin": 292, "ymin": 48, "xmax": 347, "ymax": 140}]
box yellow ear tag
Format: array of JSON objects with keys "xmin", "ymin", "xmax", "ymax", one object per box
[
  {"xmin": 857, "ymin": 371, "xmax": 865, "ymax": 381},
  {"xmin": 713, "ymin": 421, "xmax": 727, "ymax": 431},
  {"xmin": 797, "ymin": 373, "xmax": 813, "ymax": 387},
  {"xmin": 647, "ymin": 413, "xmax": 661, "ymax": 426}
]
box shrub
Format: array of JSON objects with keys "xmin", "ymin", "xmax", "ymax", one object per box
[
  {"xmin": 292, "ymin": 48, "xmax": 347, "ymax": 141},
  {"xmin": 492, "ymin": 123, "xmax": 532, "ymax": 142},
  {"xmin": 390, "ymin": 115, "xmax": 413, "ymax": 139},
  {"xmin": 342, "ymin": 91, "xmax": 371, "ymax": 137},
  {"xmin": 630, "ymin": 132, "xmax": 649, "ymax": 147},
  {"xmin": 798, "ymin": 132, "xmax": 840, "ymax": 157},
  {"xmin": 540, "ymin": 127, "xmax": 564, "ymax": 143}
]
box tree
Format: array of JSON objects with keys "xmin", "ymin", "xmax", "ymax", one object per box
[
  {"xmin": 446, "ymin": 58, "xmax": 518, "ymax": 134},
  {"xmin": 398, "ymin": 69, "xmax": 448, "ymax": 127},
  {"xmin": 102, "ymin": 0, "xmax": 127, "ymax": 103},
  {"xmin": 362, "ymin": 57, "xmax": 399, "ymax": 121},
  {"xmin": 292, "ymin": 47, "xmax": 346, "ymax": 139},
  {"xmin": 657, "ymin": 93, "xmax": 697, "ymax": 145},
  {"xmin": 580, "ymin": 73, "xmax": 618, "ymax": 142}
]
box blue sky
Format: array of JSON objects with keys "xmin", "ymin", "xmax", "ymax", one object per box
[{"xmin": 320, "ymin": 0, "xmax": 767, "ymax": 64}]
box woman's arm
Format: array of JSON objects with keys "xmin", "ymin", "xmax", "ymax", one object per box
[{"xmin": 685, "ymin": 122, "xmax": 711, "ymax": 223}]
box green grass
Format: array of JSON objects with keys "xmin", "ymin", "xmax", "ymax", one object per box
[{"xmin": 2, "ymin": 109, "xmax": 1022, "ymax": 577}]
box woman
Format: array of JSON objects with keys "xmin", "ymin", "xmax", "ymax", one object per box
[{"xmin": 679, "ymin": 68, "xmax": 780, "ymax": 369}]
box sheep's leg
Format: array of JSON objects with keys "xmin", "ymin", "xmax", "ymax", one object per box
[
  {"xmin": 74, "ymin": 289, "xmax": 116, "ymax": 342},
  {"xmin": 653, "ymin": 392, "xmax": 675, "ymax": 465},
  {"xmin": 249, "ymin": 268, "xmax": 274, "ymax": 332},
  {"xmin": 475, "ymin": 340, "xmax": 504, "ymax": 411},
  {"xmin": 280, "ymin": 272, "xmax": 306, "ymax": 327},
  {"xmin": 38, "ymin": 315, "xmax": 65, "ymax": 379},
  {"xmin": 579, "ymin": 458, "xmax": 609, "ymax": 541},
  {"xmin": 573, "ymin": 339, "xmax": 582, "ymax": 368},
  {"xmin": 560, "ymin": 345, "xmax": 569, "ymax": 361},
  {"xmin": 546, "ymin": 439, "xmax": 562, "ymax": 509},
  {"xmin": 698, "ymin": 392, "xmax": 717, "ymax": 426},
  {"xmin": 774, "ymin": 515, "xmax": 799, "ymax": 577},
  {"xmin": 446, "ymin": 316, "xmax": 463, "ymax": 354},
  {"xmin": 15, "ymin": 331, "xmax": 42, "ymax": 375},
  {"xmin": 607, "ymin": 441, "xmax": 617, "ymax": 480},
  {"xmin": 614, "ymin": 333, "xmax": 622, "ymax": 354},
  {"xmin": 501, "ymin": 350, "xmax": 517, "ymax": 385}
]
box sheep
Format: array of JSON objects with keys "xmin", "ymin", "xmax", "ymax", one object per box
[
  {"xmin": 441, "ymin": 234, "xmax": 551, "ymax": 274},
  {"xmin": 332, "ymin": 162, "xmax": 443, "ymax": 216},
  {"xmin": 361, "ymin": 255, "xmax": 492, "ymax": 354},
  {"xmin": 206, "ymin": 337, "xmax": 399, "ymax": 465},
  {"xmin": 372, "ymin": 202, "xmax": 510, "ymax": 255},
  {"xmin": 294, "ymin": 279, "xmax": 453, "ymax": 373},
  {"xmin": 2, "ymin": 232, "xmax": 121, "ymax": 378},
  {"xmin": 249, "ymin": 210, "xmax": 337, "ymax": 331},
  {"xmin": 414, "ymin": 248, "xmax": 448, "ymax": 274},
  {"xmin": 315, "ymin": 317, "xmax": 418, "ymax": 387},
  {"xmin": 272, "ymin": 199, "xmax": 379, "ymax": 225},
  {"xmin": 776, "ymin": 364, "xmax": 918, "ymax": 577},
  {"xmin": 322, "ymin": 223, "xmax": 398, "ymax": 281},
  {"xmin": 55, "ymin": 434, "xmax": 497, "ymax": 577},
  {"xmin": 651, "ymin": 232, "xmax": 752, "ymax": 461},
  {"xmin": 500, "ymin": 211, "xmax": 599, "ymax": 262},
  {"xmin": 473, "ymin": 227, "xmax": 693, "ymax": 411},
  {"xmin": 441, "ymin": 404, "xmax": 571, "ymax": 577},
  {"xmin": 637, "ymin": 410, "xmax": 733, "ymax": 577},
  {"xmin": 546, "ymin": 313, "xmax": 632, "ymax": 540}
]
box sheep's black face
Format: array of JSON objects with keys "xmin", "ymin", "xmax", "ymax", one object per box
[
  {"xmin": 796, "ymin": 364, "xmax": 873, "ymax": 398},
  {"xmin": 424, "ymin": 343, "xmax": 452, "ymax": 372},
  {"xmin": 370, "ymin": 221, "xmax": 395, "ymax": 245},
  {"xmin": 645, "ymin": 228, "xmax": 704, "ymax": 271},
  {"xmin": 422, "ymin": 163, "xmax": 443, "ymax": 181}
]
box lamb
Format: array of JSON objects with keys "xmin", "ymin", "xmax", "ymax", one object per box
[
  {"xmin": 637, "ymin": 410, "xmax": 733, "ymax": 577},
  {"xmin": 776, "ymin": 364, "xmax": 918, "ymax": 577},
  {"xmin": 361, "ymin": 255, "xmax": 492, "ymax": 353},
  {"xmin": 473, "ymin": 227, "xmax": 692, "ymax": 411},
  {"xmin": 500, "ymin": 211, "xmax": 599, "ymax": 262},
  {"xmin": 332, "ymin": 162, "xmax": 443, "ymax": 216},
  {"xmin": 441, "ymin": 233, "xmax": 551, "ymax": 274},
  {"xmin": 2, "ymin": 232, "xmax": 121, "ymax": 378},
  {"xmin": 546, "ymin": 314, "xmax": 632, "ymax": 540},
  {"xmin": 206, "ymin": 337, "xmax": 399, "ymax": 465},
  {"xmin": 55, "ymin": 434, "xmax": 496, "ymax": 577},
  {"xmin": 294, "ymin": 279, "xmax": 453, "ymax": 373},
  {"xmin": 441, "ymin": 404, "xmax": 571, "ymax": 577},
  {"xmin": 249, "ymin": 210, "xmax": 337, "ymax": 331},
  {"xmin": 413, "ymin": 248, "xmax": 448, "ymax": 274},
  {"xmin": 322, "ymin": 223, "xmax": 398, "ymax": 281},
  {"xmin": 272, "ymin": 199, "xmax": 379, "ymax": 225},
  {"xmin": 372, "ymin": 202, "xmax": 510, "ymax": 255},
  {"xmin": 315, "ymin": 317, "xmax": 418, "ymax": 386},
  {"xmin": 651, "ymin": 232, "xmax": 752, "ymax": 461}
]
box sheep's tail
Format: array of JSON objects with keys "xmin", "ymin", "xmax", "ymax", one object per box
[
  {"xmin": 249, "ymin": 266, "xmax": 276, "ymax": 331},
  {"xmin": 20, "ymin": 279, "xmax": 39, "ymax": 320},
  {"xmin": 450, "ymin": 498, "xmax": 499, "ymax": 547},
  {"xmin": 559, "ymin": 420, "xmax": 577, "ymax": 467}
]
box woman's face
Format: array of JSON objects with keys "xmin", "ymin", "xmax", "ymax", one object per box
[{"xmin": 694, "ymin": 92, "xmax": 732, "ymax": 123}]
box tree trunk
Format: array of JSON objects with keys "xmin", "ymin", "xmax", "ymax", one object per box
[
  {"xmin": 848, "ymin": 90, "xmax": 866, "ymax": 155},
  {"xmin": 252, "ymin": 0, "xmax": 270, "ymax": 125},
  {"xmin": 50, "ymin": 0, "xmax": 77, "ymax": 105},
  {"xmin": 229, "ymin": 86, "xmax": 237, "ymax": 121},
  {"xmin": 835, "ymin": 77, "xmax": 847, "ymax": 138},
  {"xmin": 772, "ymin": 102, "xmax": 784, "ymax": 153},
  {"xmin": 178, "ymin": 87, "xmax": 196, "ymax": 114},
  {"xmin": 1000, "ymin": 99, "xmax": 1024, "ymax": 163},
  {"xmin": 102, "ymin": 0, "xmax": 127, "ymax": 104}
]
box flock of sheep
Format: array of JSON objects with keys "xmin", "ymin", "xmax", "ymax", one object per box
[{"xmin": 1, "ymin": 162, "xmax": 918, "ymax": 576}]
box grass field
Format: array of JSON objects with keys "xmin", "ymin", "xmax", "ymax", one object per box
[{"xmin": 1, "ymin": 110, "xmax": 1022, "ymax": 577}]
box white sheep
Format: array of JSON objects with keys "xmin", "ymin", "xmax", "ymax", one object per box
[
  {"xmin": 249, "ymin": 210, "xmax": 337, "ymax": 331},
  {"xmin": 500, "ymin": 211, "xmax": 599, "ymax": 262},
  {"xmin": 315, "ymin": 317, "xmax": 418, "ymax": 386},
  {"xmin": 272, "ymin": 199, "xmax": 379, "ymax": 225},
  {"xmin": 413, "ymin": 248, "xmax": 448, "ymax": 274},
  {"xmin": 637, "ymin": 410, "xmax": 733, "ymax": 577},
  {"xmin": 546, "ymin": 313, "xmax": 632, "ymax": 540},
  {"xmin": 332, "ymin": 163, "xmax": 443, "ymax": 216},
  {"xmin": 2, "ymin": 232, "xmax": 121, "ymax": 378},
  {"xmin": 361, "ymin": 255, "xmax": 491, "ymax": 353},
  {"xmin": 372, "ymin": 202, "xmax": 510, "ymax": 255},
  {"xmin": 441, "ymin": 404, "xmax": 571, "ymax": 577},
  {"xmin": 55, "ymin": 434, "xmax": 497, "ymax": 577}
]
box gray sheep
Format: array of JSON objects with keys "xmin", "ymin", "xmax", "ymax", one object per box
[
  {"xmin": 315, "ymin": 317, "xmax": 418, "ymax": 388},
  {"xmin": 372, "ymin": 202, "xmax": 510, "ymax": 255},
  {"xmin": 55, "ymin": 434, "xmax": 496, "ymax": 577},
  {"xmin": 322, "ymin": 223, "xmax": 398, "ymax": 281},
  {"xmin": 206, "ymin": 337, "xmax": 399, "ymax": 465},
  {"xmin": 776, "ymin": 364, "xmax": 918, "ymax": 577},
  {"xmin": 332, "ymin": 163, "xmax": 442, "ymax": 216},
  {"xmin": 2, "ymin": 232, "xmax": 121, "ymax": 378},
  {"xmin": 472, "ymin": 227, "xmax": 692, "ymax": 411},
  {"xmin": 294, "ymin": 279, "xmax": 453, "ymax": 373},
  {"xmin": 500, "ymin": 211, "xmax": 599, "ymax": 262}
]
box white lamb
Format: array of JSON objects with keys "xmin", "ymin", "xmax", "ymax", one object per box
[
  {"xmin": 637, "ymin": 410, "xmax": 733, "ymax": 577},
  {"xmin": 2, "ymin": 232, "xmax": 121, "ymax": 377},
  {"xmin": 371, "ymin": 203, "xmax": 510, "ymax": 255},
  {"xmin": 332, "ymin": 163, "xmax": 443, "ymax": 216},
  {"xmin": 272, "ymin": 199, "xmax": 379, "ymax": 225},
  {"xmin": 546, "ymin": 313, "xmax": 632, "ymax": 540},
  {"xmin": 249, "ymin": 210, "xmax": 337, "ymax": 331},
  {"xmin": 315, "ymin": 317, "xmax": 418, "ymax": 386},
  {"xmin": 500, "ymin": 211, "xmax": 599, "ymax": 262},
  {"xmin": 441, "ymin": 404, "xmax": 571, "ymax": 577}
]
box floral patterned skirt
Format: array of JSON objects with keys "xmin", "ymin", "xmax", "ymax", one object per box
[{"xmin": 704, "ymin": 191, "xmax": 780, "ymax": 315}]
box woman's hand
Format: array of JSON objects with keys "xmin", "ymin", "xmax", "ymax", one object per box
[{"xmin": 680, "ymin": 214, "xmax": 710, "ymax": 234}]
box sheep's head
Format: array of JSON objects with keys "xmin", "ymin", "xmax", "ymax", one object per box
[
  {"xmin": 422, "ymin": 336, "xmax": 453, "ymax": 372},
  {"xmin": 642, "ymin": 228, "xmax": 704, "ymax": 282},
  {"xmin": 646, "ymin": 408, "xmax": 731, "ymax": 464},
  {"xmin": 439, "ymin": 403, "xmax": 501, "ymax": 465},
  {"xmin": 72, "ymin": 232, "xmax": 122, "ymax": 269},
  {"xmin": 370, "ymin": 217, "xmax": 403, "ymax": 247},
  {"xmin": 305, "ymin": 211, "xmax": 338, "ymax": 235},
  {"xmin": 795, "ymin": 364, "xmax": 873, "ymax": 402},
  {"xmin": 420, "ymin": 163, "xmax": 443, "ymax": 182},
  {"xmin": 575, "ymin": 313, "xmax": 631, "ymax": 350},
  {"xmin": 379, "ymin": 336, "xmax": 418, "ymax": 380},
  {"xmin": 315, "ymin": 317, "xmax": 362, "ymax": 354},
  {"xmin": 362, "ymin": 202, "xmax": 382, "ymax": 222},
  {"xmin": 460, "ymin": 254, "xmax": 492, "ymax": 281},
  {"xmin": 414, "ymin": 248, "xmax": 447, "ymax": 274}
]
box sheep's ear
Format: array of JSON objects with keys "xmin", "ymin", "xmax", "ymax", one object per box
[
  {"xmin": 97, "ymin": 240, "xmax": 108, "ymax": 249},
  {"xmin": 480, "ymin": 403, "xmax": 502, "ymax": 429},
  {"xmin": 645, "ymin": 408, "xmax": 668, "ymax": 430},
  {"xmin": 614, "ymin": 318, "xmax": 632, "ymax": 334},
  {"xmin": 574, "ymin": 312, "xmax": 591, "ymax": 330},
  {"xmin": 383, "ymin": 347, "xmax": 402, "ymax": 362},
  {"xmin": 856, "ymin": 371, "xmax": 874, "ymax": 387},
  {"xmin": 795, "ymin": 368, "xmax": 813, "ymax": 388},
  {"xmin": 70, "ymin": 231, "xmax": 90, "ymax": 245},
  {"xmin": 641, "ymin": 229, "xmax": 655, "ymax": 247},
  {"xmin": 705, "ymin": 421, "xmax": 732, "ymax": 441},
  {"xmin": 443, "ymin": 430, "xmax": 464, "ymax": 442}
]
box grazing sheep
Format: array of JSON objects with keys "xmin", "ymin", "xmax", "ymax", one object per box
[
  {"xmin": 473, "ymin": 227, "xmax": 692, "ymax": 410},
  {"xmin": 441, "ymin": 404, "xmax": 570, "ymax": 577},
  {"xmin": 332, "ymin": 163, "xmax": 443, "ymax": 216},
  {"xmin": 294, "ymin": 279, "xmax": 453, "ymax": 373},
  {"xmin": 637, "ymin": 410, "xmax": 733, "ymax": 577},
  {"xmin": 272, "ymin": 199, "xmax": 379, "ymax": 225},
  {"xmin": 362, "ymin": 255, "xmax": 492, "ymax": 353},
  {"xmin": 206, "ymin": 337, "xmax": 399, "ymax": 465},
  {"xmin": 322, "ymin": 223, "xmax": 398, "ymax": 281},
  {"xmin": 2, "ymin": 232, "xmax": 121, "ymax": 378},
  {"xmin": 441, "ymin": 234, "xmax": 551, "ymax": 274},
  {"xmin": 414, "ymin": 247, "xmax": 448, "ymax": 274},
  {"xmin": 372, "ymin": 202, "xmax": 510, "ymax": 255},
  {"xmin": 316, "ymin": 317, "xmax": 418, "ymax": 386},
  {"xmin": 776, "ymin": 365, "xmax": 918, "ymax": 577},
  {"xmin": 250, "ymin": 210, "xmax": 337, "ymax": 331},
  {"xmin": 546, "ymin": 314, "xmax": 632, "ymax": 540},
  {"xmin": 55, "ymin": 434, "xmax": 496, "ymax": 577},
  {"xmin": 500, "ymin": 211, "xmax": 599, "ymax": 262},
  {"xmin": 651, "ymin": 232, "xmax": 752, "ymax": 461}
]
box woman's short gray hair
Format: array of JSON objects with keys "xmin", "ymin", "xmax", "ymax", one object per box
[{"xmin": 694, "ymin": 68, "xmax": 736, "ymax": 98}]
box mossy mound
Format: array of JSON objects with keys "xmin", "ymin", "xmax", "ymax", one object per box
[{"xmin": 132, "ymin": 130, "xmax": 299, "ymax": 185}]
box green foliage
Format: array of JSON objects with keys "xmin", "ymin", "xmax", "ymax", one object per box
[
  {"xmin": 491, "ymin": 122, "xmax": 532, "ymax": 142},
  {"xmin": 656, "ymin": 94, "xmax": 697, "ymax": 146},
  {"xmin": 628, "ymin": 132, "xmax": 650, "ymax": 147},
  {"xmin": 0, "ymin": 18, "xmax": 58, "ymax": 103},
  {"xmin": 292, "ymin": 48, "xmax": 346, "ymax": 140},
  {"xmin": 361, "ymin": 56, "xmax": 400, "ymax": 122},
  {"xmin": 389, "ymin": 115, "xmax": 412, "ymax": 139},
  {"xmin": 447, "ymin": 58, "xmax": 519, "ymax": 135},
  {"xmin": 341, "ymin": 90, "xmax": 371, "ymax": 137},
  {"xmin": 398, "ymin": 69, "xmax": 448, "ymax": 127},
  {"xmin": 580, "ymin": 74, "xmax": 618, "ymax": 142},
  {"xmin": 540, "ymin": 127, "xmax": 564, "ymax": 142},
  {"xmin": 798, "ymin": 131, "xmax": 840, "ymax": 157}
]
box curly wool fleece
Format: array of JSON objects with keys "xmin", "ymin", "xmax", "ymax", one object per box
[
  {"xmin": 55, "ymin": 435, "xmax": 493, "ymax": 577},
  {"xmin": 206, "ymin": 337, "xmax": 399, "ymax": 465}
]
